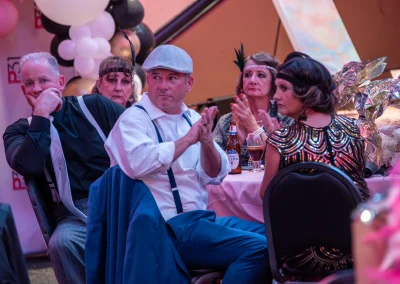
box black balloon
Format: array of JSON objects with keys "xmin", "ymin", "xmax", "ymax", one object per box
[
  {"xmin": 107, "ymin": 0, "xmax": 122, "ymax": 9},
  {"xmin": 107, "ymin": 0, "xmax": 123, "ymax": 6},
  {"xmin": 50, "ymin": 34, "xmax": 74, "ymax": 67},
  {"xmin": 66, "ymin": 75, "xmax": 82, "ymax": 85},
  {"xmin": 135, "ymin": 64, "xmax": 146, "ymax": 88},
  {"xmin": 128, "ymin": 23, "xmax": 155, "ymax": 65},
  {"xmin": 111, "ymin": 0, "xmax": 145, "ymax": 29},
  {"xmin": 41, "ymin": 13, "xmax": 70, "ymax": 35},
  {"xmin": 63, "ymin": 76, "xmax": 96, "ymax": 97}
]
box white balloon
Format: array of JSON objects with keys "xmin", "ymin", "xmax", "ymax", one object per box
[
  {"xmin": 93, "ymin": 38, "xmax": 111, "ymax": 59},
  {"xmin": 82, "ymin": 70, "xmax": 98, "ymax": 80},
  {"xmin": 133, "ymin": 74, "xmax": 143, "ymax": 102},
  {"xmin": 74, "ymin": 57, "xmax": 95, "ymax": 75},
  {"xmin": 93, "ymin": 58, "xmax": 102, "ymax": 72},
  {"xmin": 58, "ymin": 40, "xmax": 76, "ymax": 60},
  {"xmin": 34, "ymin": 0, "xmax": 109, "ymax": 26},
  {"xmin": 88, "ymin": 59, "xmax": 102, "ymax": 79},
  {"xmin": 75, "ymin": 38, "xmax": 98, "ymax": 59},
  {"xmin": 69, "ymin": 25, "xmax": 91, "ymax": 41},
  {"xmin": 87, "ymin": 11, "xmax": 116, "ymax": 41}
]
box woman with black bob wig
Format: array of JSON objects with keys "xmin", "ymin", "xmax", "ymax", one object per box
[{"xmin": 259, "ymin": 51, "xmax": 370, "ymax": 274}]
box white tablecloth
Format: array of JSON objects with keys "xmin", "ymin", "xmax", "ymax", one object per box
[{"xmin": 206, "ymin": 171, "xmax": 400, "ymax": 223}]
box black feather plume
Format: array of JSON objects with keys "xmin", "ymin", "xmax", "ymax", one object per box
[
  {"xmin": 233, "ymin": 43, "xmax": 245, "ymax": 72},
  {"xmin": 118, "ymin": 28, "xmax": 136, "ymax": 67}
]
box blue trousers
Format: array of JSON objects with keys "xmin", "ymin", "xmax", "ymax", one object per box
[
  {"xmin": 167, "ymin": 210, "xmax": 271, "ymax": 283},
  {"xmin": 87, "ymin": 166, "xmax": 271, "ymax": 283},
  {"xmin": 48, "ymin": 199, "xmax": 88, "ymax": 284}
]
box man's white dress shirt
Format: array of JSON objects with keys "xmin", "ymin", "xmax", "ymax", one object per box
[{"xmin": 105, "ymin": 93, "xmax": 230, "ymax": 221}]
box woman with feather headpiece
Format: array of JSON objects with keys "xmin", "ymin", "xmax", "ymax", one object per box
[
  {"xmin": 92, "ymin": 55, "xmax": 136, "ymax": 108},
  {"xmin": 213, "ymin": 43, "xmax": 292, "ymax": 166},
  {"xmin": 92, "ymin": 29, "xmax": 140, "ymax": 108}
]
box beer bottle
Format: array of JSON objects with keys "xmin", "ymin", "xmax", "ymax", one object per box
[{"xmin": 226, "ymin": 121, "xmax": 242, "ymax": 174}]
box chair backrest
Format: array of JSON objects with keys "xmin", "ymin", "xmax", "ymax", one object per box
[
  {"xmin": 263, "ymin": 162, "xmax": 363, "ymax": 280},
  {"xmin": 24, "ymin": 177, "xmax": 56, "ymax": 246}
]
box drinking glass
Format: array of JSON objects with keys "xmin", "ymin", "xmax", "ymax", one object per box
[{"xmin": 247, "ymin": 132, "xmax": 266, "ymax": 172}]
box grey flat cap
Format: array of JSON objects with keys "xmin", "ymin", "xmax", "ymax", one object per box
[{"xmin": 142, "ymin": 45, "xmax": 193, "ymax": 74}]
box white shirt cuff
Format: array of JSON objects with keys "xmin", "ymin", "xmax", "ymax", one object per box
[
  {"xmin": 158, "ymin": 141, "xmax": 175, "ymax": 167},
  {"xmin": 197, "ymin": 151, "xmax": 230, "ymax": 186}
]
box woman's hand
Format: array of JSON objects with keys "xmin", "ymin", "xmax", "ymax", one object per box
[
  {"xmin": 231, "ymin": 94, "xmax": 260, "ymax": 134},
  {"xmin": 231, "ymin": 112, "xmax": 247, "ymax": 146},
  {"xmin": 258, "ymin": 109, "xmax": 281, "ymax": 135}
]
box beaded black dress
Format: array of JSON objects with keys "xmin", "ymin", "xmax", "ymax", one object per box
[{"xmin": 266, "ymin": 115, "xmax": 370, "ymax": 273}]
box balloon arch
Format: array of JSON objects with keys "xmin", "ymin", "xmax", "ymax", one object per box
[{"xmin": 34, "ymin": 0, "xmax": 155, "ymax": 98}]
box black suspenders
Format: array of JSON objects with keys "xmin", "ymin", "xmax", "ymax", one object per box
[{"xmin": 135, "ymin": 105, "xmax": 192, "ymax": 214}]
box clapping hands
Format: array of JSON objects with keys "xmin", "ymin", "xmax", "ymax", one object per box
[
  {"xmin": 185, "ymin": 106, "xmax": 218, "ymax": 145},
  {"xmin": 258, "ymin": 109, "xmax": 282, "ymax": 135},
  {"xmin": 231, "ymin": 94, "xmax": 259, "ymax": 134}
]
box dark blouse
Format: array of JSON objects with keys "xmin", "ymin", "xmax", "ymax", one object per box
[{"xmin": 266, "ymin": 114, "xmax": 370, "ymax": 274}]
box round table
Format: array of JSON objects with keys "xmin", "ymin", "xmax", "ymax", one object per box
[{"xmin": 206, "ymin": 171, "xmax": 400, "ymax": 223}]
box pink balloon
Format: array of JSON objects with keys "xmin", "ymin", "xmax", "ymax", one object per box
[{"xmin": 0, "ymin": 0, "xmax": 19, "ymax": 39}]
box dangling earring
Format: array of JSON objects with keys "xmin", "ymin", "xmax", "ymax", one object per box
[
  {"xmin": 298, "ymin": 109, "xmax": 307, "ymax": 121},
  {"xmin": 125, "ymin": 94, "xmax": 135, "ymax": 108}
]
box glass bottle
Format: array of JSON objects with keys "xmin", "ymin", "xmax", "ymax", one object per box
[{"xmin": 226, "ymin": 121, "xmax": 242, "ymax": 174}]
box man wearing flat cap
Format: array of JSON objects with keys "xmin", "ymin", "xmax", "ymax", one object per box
[{"xmin": 103, "ymin": 45, "xmax": 271, "ymax": 283}]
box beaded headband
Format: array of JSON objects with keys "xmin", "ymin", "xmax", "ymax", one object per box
[
  {"xmin": 243, "ymin": 65, "xmax": 277, "ymax": 76},
  {"xmin": 234, "ymin": 43, "xmax": 278, "ymax": 77}
]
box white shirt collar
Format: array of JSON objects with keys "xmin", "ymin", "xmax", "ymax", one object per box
[{"xmin": 137, "ymin": 93, "xmax": 191, "ymax": 120}]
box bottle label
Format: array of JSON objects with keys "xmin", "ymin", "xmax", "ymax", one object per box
[
  {"xmin": 227, "ymin": 149, "xmax": 239, "ymax": 169},
  {"xmin": 229, "ymin": 124, "xmax": 237, "ymax": 135}
]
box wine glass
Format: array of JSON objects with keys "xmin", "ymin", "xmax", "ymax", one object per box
[{"xmin": 247, "ymin": 131, "xmax": 266, "ymax": 172}]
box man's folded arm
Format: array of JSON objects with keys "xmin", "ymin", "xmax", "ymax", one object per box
[{"xmin": 3, "ymin": 116, "xmax": 51, "ymax": 177}]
